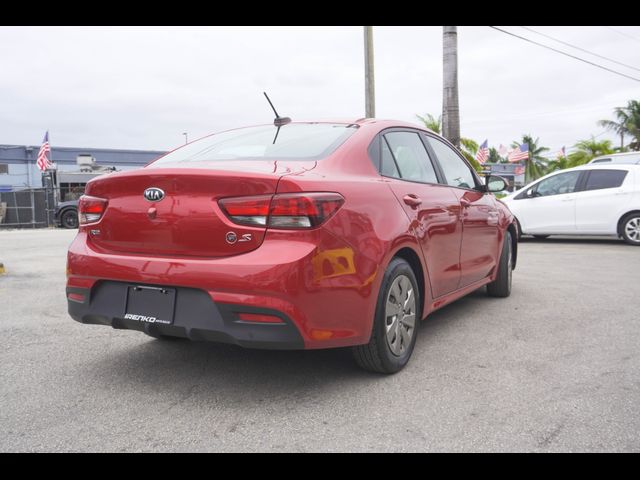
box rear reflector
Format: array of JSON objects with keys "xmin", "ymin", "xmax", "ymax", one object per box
[
  {"xmin": 67, "ymin": 292, "xmax": 85, "ymax": 303},
  {"xmin": 219, "ymin": 193, "xmax": 344, "ymax": 229},
  {"xmin": 236, "ymin": 312, "xmax": 285, "ymax": 324},
  {"xmin": 78, "ymin": 195, "xmax": 108, "ymax": 225}
]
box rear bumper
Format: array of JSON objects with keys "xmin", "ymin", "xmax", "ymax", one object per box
[
  {"xmin": 66, "ymin": 230, "xmax": 382, "ymax": 349},
  {"xmin": 67, "ymin": 282, "xmax": 304, "ymax": 349}
]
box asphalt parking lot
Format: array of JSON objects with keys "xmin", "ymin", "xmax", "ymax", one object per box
[{"xmin": 1, "ymin": 229, "xmax": 638, "ymax": 452}]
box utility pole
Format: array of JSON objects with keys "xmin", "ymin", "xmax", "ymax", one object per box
[
  {"xmin": 442, "ymin": 26, "xmax": 460, "ymax": 148},
  {"xmin": 364, "ymin": 26, "xmax": 376, "ymax": 118}
]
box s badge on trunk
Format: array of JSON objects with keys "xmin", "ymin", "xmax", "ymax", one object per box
[
  {"xmin": 226, "ymin": 231, "xmax": 252, "ymax": 244},
  {"xmin": 144, "ymin": 187, "xmax": 165, "ymax": 202}
]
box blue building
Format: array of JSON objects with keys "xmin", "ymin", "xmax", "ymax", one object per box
[{"xmin": 0, "ymin": 144, "xmax": 166, "ymax": 191}]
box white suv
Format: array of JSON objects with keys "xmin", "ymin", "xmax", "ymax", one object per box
[{"xmin": 501, "ymin": 164, "xmax": 640, "ymax": 245}]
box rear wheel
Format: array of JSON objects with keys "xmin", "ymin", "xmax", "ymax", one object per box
[
  {"xmin": 61, "ymin": 209, "xmax": 79, "ymax": 229},
  {"xmin": 352, "ymin": 258, "xmax": 420, "ymax": 374},
  {"xmin": 621, "ymin": 213, "xmax": 640, "ymax": 246},
  {"xmin": 487, "ymin": 231, "xmax": 512, "ymax": 298}
]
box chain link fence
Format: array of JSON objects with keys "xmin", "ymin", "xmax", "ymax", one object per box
[{"xmin": 0, "ymin": 188, "xmax": 56, "ymax": 229}]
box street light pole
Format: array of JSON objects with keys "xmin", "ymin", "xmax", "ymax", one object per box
[{"xmin": 364, "ymin": 26, "xmax": 376, "ymax": 118}]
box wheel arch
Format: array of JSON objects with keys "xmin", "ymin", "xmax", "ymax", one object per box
[
  {"xmin": 617, "ymin": 210, "xmax": 640, "ymax": 237},
  {"xmin": 507, "ymin": 222, "xmax": 518, "ymax": 270},
  {"xmin": 392, "ymin": 246, "xmax": 428, "ymax": 318}
]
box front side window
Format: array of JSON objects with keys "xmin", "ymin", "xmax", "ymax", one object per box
[
  {"xmin": 534, "ymin": 171, "xmax": 581, "ymax": 196},
  {"xmin": 425, "ymin": 136, "xmax": 477, "ymax": 189},
  {"xmin": 383, "ymin": 131, "xmax": 438, "ymax": 183},
  {"xmin": 150, "ymin": 123, "xmax": 357, "ymax": 166},
  {"xmin": 584, "ymin": 169, "xmax": 627, "ymax": 191}
]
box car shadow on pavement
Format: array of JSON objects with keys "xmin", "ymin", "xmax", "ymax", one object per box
[{"xmin": 81, "ymin": 288, "xmax": 495, "ymax": 403}]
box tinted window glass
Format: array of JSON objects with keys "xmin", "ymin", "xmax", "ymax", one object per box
[
  {"xmin": 426, "ymin": 136, "xmax": 476, "ymax": 189},
  {"xmin": 380, "ymin": 138, "xmax": 400, "ymax": 177},
  {"xmin": 151, "ymin": 123, "xmax": 357, "ymax": 166},
  {"xmin": 584, "ymin": 169, "xmax": 627, "ymax": 191},
  {"xmin": 383, "ymin": 132, "xmax": 438, "ymax": 183},
  {"xmin": 535, "ymin": 171, "xmax": 581, "ymax": 196}
]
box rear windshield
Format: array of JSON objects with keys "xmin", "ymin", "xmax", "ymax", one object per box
[{"xmin": 150, "ymin": 123, "xmax": 357, "ymax": 166}]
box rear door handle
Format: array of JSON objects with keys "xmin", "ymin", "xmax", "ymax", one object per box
[
  {"xmin": 460, "ymin": 198, "xmax": 471, "ymax": 207},
  {"xmin": 403, "ymin": 194, "xmax": 422, "ymax": 208}
]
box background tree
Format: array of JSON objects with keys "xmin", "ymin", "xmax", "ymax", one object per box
[
  {"xmin": 487, "ymin": 147, "xmax": 502, "ymax": 163},
  {"xmin": 568, "ymin": 137, "xmax": 614, "ymax": 165},
  {"xmin": 416, "ymin": 114, "xmax": 441, "ymax": 133},
  {"xmin": 415, "ymin": 114, "xmax": 482, "ymax": 171},
  {"xmin": 598, "ymin": 99, "xmax": 640, "ymax": 151},
  {"xmin": 511, "ymin": 135, "xmax": 549, "ymax": 182},
  {"xmin": 546, "ymin": 155, "xmax": 573, "ymax": 173}
]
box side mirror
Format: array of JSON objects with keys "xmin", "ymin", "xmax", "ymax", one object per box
[
  {"xmin": 526, "ymin": 188, "xmax": 539, "ymax": 198},
  {"xmin": 486, "ymin": 175, "xmax": 508, "ymax": 193}
]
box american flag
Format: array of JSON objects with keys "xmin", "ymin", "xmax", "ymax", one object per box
[
  {"xmin": 36, "ymin": 131, "xmax": 53, "ymax": 171},
  {"xmin": 508, "ymin": 143, "xmax": 529, "ymax": 162},
  {"xmin": 498, "ymin": 144, "xmax": 508, "ymax": 157},
  {"xmin": 475, "ymin": 139, "xmax": 489, "ymax": 164},
  {"xmin": 556, "ymin": 146, "xmax": 566, "ymax": 159}
]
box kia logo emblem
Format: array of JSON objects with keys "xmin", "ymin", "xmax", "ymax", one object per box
[{"xmin": 144, "ymin": 187, "xmax": 165, "ymax": 202}]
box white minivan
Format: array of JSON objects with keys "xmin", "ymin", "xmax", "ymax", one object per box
[{"xmin": 501, "ymin": 164, "xmax": 640, "ymax": 245}]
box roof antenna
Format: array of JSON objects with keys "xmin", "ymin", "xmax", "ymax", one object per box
[{"xmin": 263, "ymin": 92, "xmax": 291, "ymax": 144}]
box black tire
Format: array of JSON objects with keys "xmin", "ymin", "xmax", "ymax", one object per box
[
  {"xmin": 352, "ymin": 257, "xmax": 420, "ymax": 374},
  {"xmin": 60, "ymin": 209, "xmax": 79, "ymax": 229},
  {"xmin": 620, "ymin": 213, "xmax": 640, "ymax": 246},
  {"xmin": 533, "ymin": 235, "xmax": 550, "ymax": 240},
  {"xmin": 487, "ymin": 231, "xmax": 512, "ymax": 298},
  {"xmin": 515, "ymin": 218, "xmax": 523, "ymax": 241}
]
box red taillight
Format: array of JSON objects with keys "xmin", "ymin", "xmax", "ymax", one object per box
[
  {"xmin": 78, "ymin": 195, "xmax": 108, "ymax": 225},
  {"xmin": 219, "ymin": 193, "xmax": 344, "ymax": 229},
  {"xmin": 218, "ymin": 195, "xmax": 271, "ymax": 227}
]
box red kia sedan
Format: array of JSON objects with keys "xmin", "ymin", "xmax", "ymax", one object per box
[{"xmin": 67, "ymin": 119, "xmax": 517, "ymax": 373}]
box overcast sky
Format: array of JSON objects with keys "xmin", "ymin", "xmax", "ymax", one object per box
[{"xmin": 1, "ymin": 26, "xmax": 639, "ymax": 156}]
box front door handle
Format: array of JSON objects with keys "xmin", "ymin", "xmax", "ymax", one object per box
[
  {"xmin": 460, "ymin": 198, "xmax": 471, "ymax": 207},
  {"xmin": 403, "ymin": 194, "xmax": 422, "ymax": 208}
]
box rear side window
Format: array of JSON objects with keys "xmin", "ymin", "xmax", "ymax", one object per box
[
  {"xmin": 381, "ymin": 138, "xmax": 400, "ymax": 177},
  {"xmin": 383, "ymin": 132, "xmax": 438, "ymax": 183},
  {"xmin": 584, "ymin": 169, "xmax": 628, "ymax": 191}
]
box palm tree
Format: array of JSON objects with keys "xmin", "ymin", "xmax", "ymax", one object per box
[
  {"xmin": 546, "ymin": 155, "xmax": 573, "ymax": 173},
  {"xmin": 511, "ymin": 135, "xmax": 549, "ymax": 183},
  {"xmin": 598, "ymin": 100, "xmax": 640, "ymax": 151},
  {"xmin": 415, "ymin": 114, "xmax": 441, "ymax": 134},
  {"xmin": 568, "ymin": 137, "xmax": 614, "ymax": 165},
  {"xmin": 442, "ymin": 26, "xmax": 460, "ymax": 148},
  {"xmin": 487, "ymin": 147, "xmax": 502, "ymax": 164},
  {"xmin": 415, "ymin": 114, "xmax": 482, "ymax": 172},
  {"xmin": 459, "ymin": 138, "xmax": 482, "ymax": 172}
]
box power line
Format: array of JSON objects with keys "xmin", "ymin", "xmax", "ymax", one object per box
[
  {"xmin": 520, "ymin": 26, "xmax": 640, "ymax": 73},
  {"xmin": 604, "ymin": 26, "xmax": 640, "ymax": 44},
  {"xmin": 488, "ymin": 26, "xmax": 640, "ymax": 83}
]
